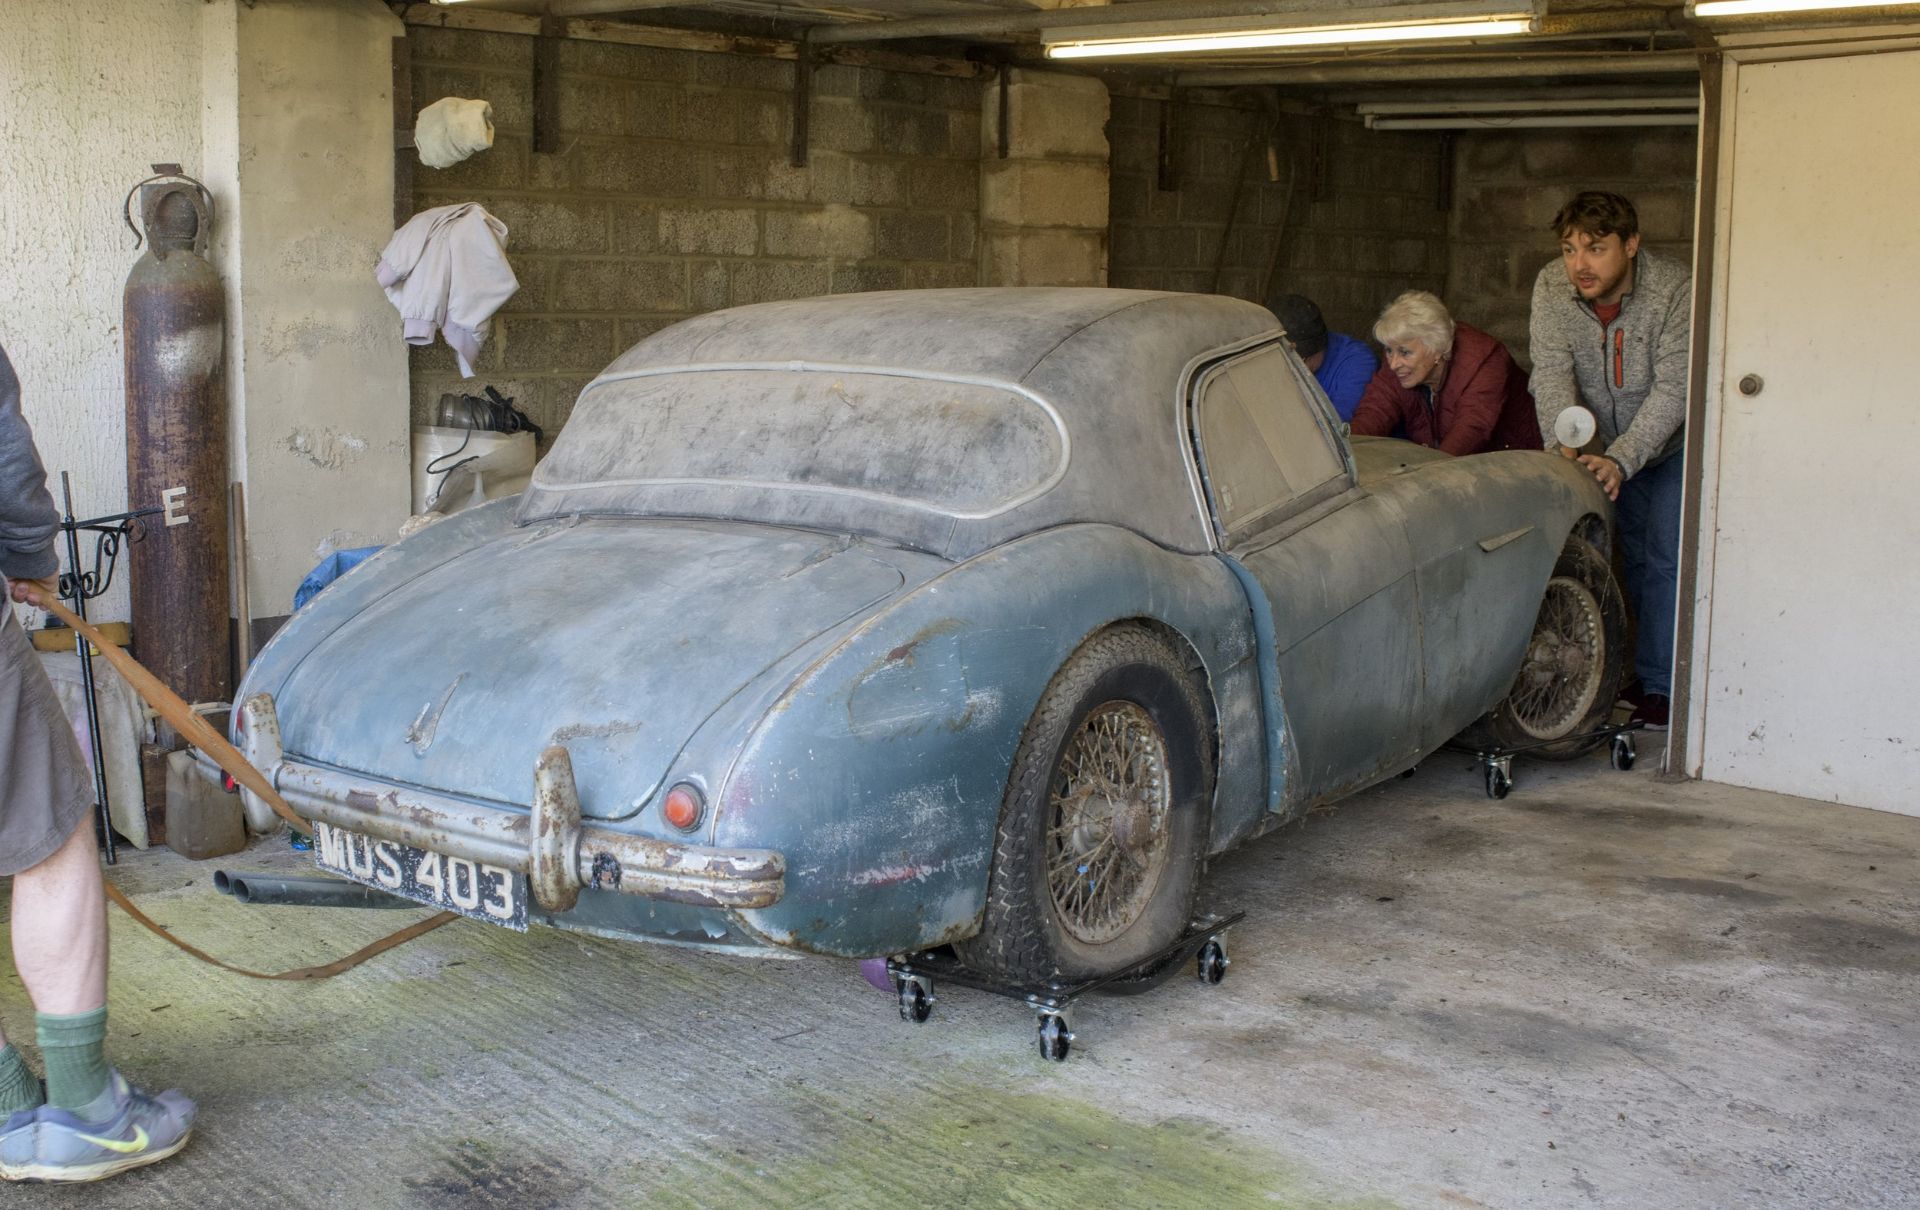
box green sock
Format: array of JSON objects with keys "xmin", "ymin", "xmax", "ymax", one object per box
[
  {"xmin": 35, "ymin": 1008, "xmax": 109, "ymax": 1111},
  {"xmin": 0, "ymin": 1045, "xmax": 41, "ymax": 1115}
]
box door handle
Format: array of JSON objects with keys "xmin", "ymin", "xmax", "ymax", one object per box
[{"xmin": 1478, "ymin": 526, "xmax": 1533, "ymax": 553}]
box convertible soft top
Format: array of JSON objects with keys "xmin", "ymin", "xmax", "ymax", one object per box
[{"xmin": 519, "ymin": 289, "xmax": 1282, "ymax": 559}]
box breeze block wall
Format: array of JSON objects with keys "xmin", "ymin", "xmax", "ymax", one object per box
[
  {"xmin": 1448, "ymin": 127, "xmax": 1698, "ymax": 367},
  {"xmin": 1108, "ymin": 93, "xmax": 1451, "ymax": 343},
  {"xmin": 407, "ymin": 25, "xmax": 987, "ymax": 439},
  {"xmin": 979, "ymin": 68, "xmax": 1110, "ymax": 287}
]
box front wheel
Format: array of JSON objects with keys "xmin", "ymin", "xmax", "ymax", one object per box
[
  {"xmin": 956, "ymin": 625, "xmax": 1214, "ymax": 984},
  {"xmin": 1461, "ymin": 537, "xmax": 1628, "ymax": 760}
]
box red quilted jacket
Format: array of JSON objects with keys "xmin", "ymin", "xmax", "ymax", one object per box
[{"xmin": 1349, "ymin": 322, "xmax": 1542, "ymax": 456}]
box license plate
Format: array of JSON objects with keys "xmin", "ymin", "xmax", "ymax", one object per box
[{"xmin": 313, "ymin": 821, "xmax": 528, "ymax": 931}]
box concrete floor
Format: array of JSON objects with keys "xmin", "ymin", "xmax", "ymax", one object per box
[{"xmin": 2, "ymin": 752, "xmax": 1916, "ymax": 1208}]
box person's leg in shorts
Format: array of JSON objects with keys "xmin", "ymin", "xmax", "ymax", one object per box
[{"xmin": 0, "ymin": 609, "xmax": 194, "ymax": 1182}]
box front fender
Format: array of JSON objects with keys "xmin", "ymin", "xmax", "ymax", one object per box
[{"xmin": 710, "ymin": 524, "xmax": 1264, "ymax": 958}]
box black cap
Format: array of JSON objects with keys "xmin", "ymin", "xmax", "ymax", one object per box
[{"xmin": 1268, "ymin": 293, "xmax": 1328, "ymax": 360}]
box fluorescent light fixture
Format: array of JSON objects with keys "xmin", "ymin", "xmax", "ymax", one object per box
[
  {"xmin": 1688, "ymin": 0, "xmax": 1917, "ymax": 14},
  {"xmin": 1046, "ymin": 14, "xmax": 1533, "ymax": 59},
  {"xmin": 1367, "ymin": 113, "xmax": 1700, "ymax": 129},
  {"xmin": 1356, "ymin": 96, "xmax": 1698, "ymax": 114}
]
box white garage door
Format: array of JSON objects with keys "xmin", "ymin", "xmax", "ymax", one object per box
[{"xmin": 1698, "ymin": 45, "xmax": 1920, "ymax": 814}]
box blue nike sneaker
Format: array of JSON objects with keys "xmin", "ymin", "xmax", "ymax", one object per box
[
  {"xmin": 0, "ymin": 1070, "xmax": 195, "ymax": 1183},
  {"xmin": 0, "ymin": 1104, "xmax": 41, "ymax": 1178}
]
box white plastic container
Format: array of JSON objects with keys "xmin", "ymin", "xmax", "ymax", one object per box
[{"xmin": 410, "ymin": 425, "xmax": 535, "ymax": 515}]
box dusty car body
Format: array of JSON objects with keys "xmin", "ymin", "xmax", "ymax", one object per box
[{"xmin": 233, "ymin": 288, "xmax": 1617, "ymax": 975}]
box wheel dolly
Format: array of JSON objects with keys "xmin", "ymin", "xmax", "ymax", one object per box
[
  {"xmin": 1442, "ymin": 722, "xmax": 1644, "ymax": 799},
  {"xmin": 873, "ymin": 912, "xmax": 1245, "ymax": 1062}
]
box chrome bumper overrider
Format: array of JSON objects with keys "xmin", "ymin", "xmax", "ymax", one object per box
[{"xmin": 233, "ymin": 694, "xmax": 785, "ymax": 913}]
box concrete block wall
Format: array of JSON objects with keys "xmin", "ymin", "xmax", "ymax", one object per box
[
  {"xmin": 1108, "ymin": 95, "xmax": 1450, "ymax": 342},
  {"xmin": 408, "ymin": 27, "xmax": 984, "ymax": 437},
  {"xmin": 1449, "ymin": 127, "xmax": 1697, "ymax": 367},
  {"xmin": 980, "ymin": 70, "xmax": 1109, "ymax": 286}
]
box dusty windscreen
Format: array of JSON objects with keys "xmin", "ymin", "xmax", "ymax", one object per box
[{"xmin": 523, "ymin": 368, "xmax": 1067, "ymax": 520}]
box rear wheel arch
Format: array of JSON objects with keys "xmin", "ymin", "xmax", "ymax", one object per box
[
  {"xmin": 1127, "ymin": 615, "xmax": 1219, "ymax": 758},
  {"xmin": 957, "ymin": 620, "xmax": 1218, "ymax": 982}
]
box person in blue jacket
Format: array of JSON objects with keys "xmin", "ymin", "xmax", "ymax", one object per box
[{"xmin": 1268, "ymin": 293, "xmax": 1379, "ymax": 422}]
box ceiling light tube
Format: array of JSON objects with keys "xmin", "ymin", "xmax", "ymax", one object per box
[
  {"xmin": 1357, "ymin": 96, "xmax": 1699, "ymax": 113},
  {"xmin": 1367, "ymin": 113, "xmax": 1700, "ymax": 129},
  {"xmin": 1046, "ymin": 14, "xmax": 1536, "ymax": 59},
  {"xmin": 1687, "ymin": 0, "xmax": 1918, "ymax": 15}
]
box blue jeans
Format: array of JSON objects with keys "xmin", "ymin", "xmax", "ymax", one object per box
[{"xmin": 1615, "ymin": 451, "xmax": 1683, "ymax": 697}]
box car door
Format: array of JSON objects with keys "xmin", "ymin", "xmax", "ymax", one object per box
[
  {"xmin": 1371, "ymin": 454, "xmax": 1566, "ymax": 752},
  {"xmin": 1190, "ymin": 342, "xmax": 1425, "ymax": 811}
]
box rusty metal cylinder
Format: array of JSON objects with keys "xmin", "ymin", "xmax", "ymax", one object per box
[{"xmin": 124, "ymin": 176, "xmax": 230, "ymax": 713}]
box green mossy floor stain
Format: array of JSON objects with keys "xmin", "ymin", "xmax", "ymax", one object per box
[
  {"xmin": 632, "ymin": 1088, "xmax": 1401, "ymax": 1210},
  {"xmin": 7, "ymin": 871, "xmax": 1401, "ymax": 1208}
]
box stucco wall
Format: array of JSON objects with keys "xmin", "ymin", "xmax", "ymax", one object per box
[
  {"xmin": 216, "ymin": 0, "xmax": 410, "ymax": 615},
  {"xmin": 0, "ymin": 0, "xmax": 207, "ymax": 623},
  {"xmin": 1, "ymin": 0, "xmax": 409, "ymax": 625}
]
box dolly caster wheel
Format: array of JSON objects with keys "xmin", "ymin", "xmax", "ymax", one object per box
[
  {"xmin": 1611, "ymin": 732, "xmax": 1637, "ymax": 771},
  {"xmin": 896, "ymin": 975, "xmax": 933, "ymax": 1023},
  {"xmin": 1484, "ymin": 761, "xmax": 1513, "ymax": 800},
  {"xmin": 1197, "ymin": 938, "xmax": 1229, "ymax": 985},
  {"xmin": 1037, "ymin": 1012, "xmax": 1074, "ymax": 1062}
]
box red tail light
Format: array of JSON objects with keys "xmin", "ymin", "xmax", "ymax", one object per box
[{"xmin": 662, "ymin": 783, "xmax": 704, "ymax": 832}]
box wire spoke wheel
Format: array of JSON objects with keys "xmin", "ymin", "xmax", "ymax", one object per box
[
  {"xmin": 959, "ymin": 624, "xmax": 1211, "ymax": 983},
  {"xmin": 1509, "ymin": 574, "xmax": 1606, "ymax": 740},
  {"xmin": 1045, "ymin": 701, "xmax": 1172, "ymax": 946},
  {"xmin": 1457, "ymin": 537, "xmax": 1627, "ymax": 763}
]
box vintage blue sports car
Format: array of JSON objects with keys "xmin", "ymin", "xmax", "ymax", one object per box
[{"xmin": 232, "ymin": 288, "xmax": 1624, "ymax": 984}]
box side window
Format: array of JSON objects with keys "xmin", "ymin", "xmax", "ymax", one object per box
[{"xmin": 1192, "ymin": 344, "xmax": 1351, "ymax": 542}]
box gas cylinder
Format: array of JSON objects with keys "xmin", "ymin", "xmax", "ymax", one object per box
[{"xmin": 123, "ymin": 171, "xmax": 230, "ymax": 721}]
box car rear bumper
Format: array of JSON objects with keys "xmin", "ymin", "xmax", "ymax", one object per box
[{"xmin": 230, "ymin": 693, "xmax": 786, "ymax": 914}]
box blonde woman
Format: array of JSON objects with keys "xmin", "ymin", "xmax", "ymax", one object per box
[{"xmin": 1349, "ymin": 291, "xmax": 1541, "ymax": 456}]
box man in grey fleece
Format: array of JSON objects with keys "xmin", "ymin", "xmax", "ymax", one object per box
[
  {"xmin": 1529, "ymin": 191, "xmax": 1690, "ymax": 730},
  {"xmin": 0, "ymin": 340, "xmax": 196, "ymax": 1182}
]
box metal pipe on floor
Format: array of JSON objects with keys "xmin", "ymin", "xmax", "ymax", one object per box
[{"xmin": 213, "ymin": 870, "xmax": 418, "ymax": 909}]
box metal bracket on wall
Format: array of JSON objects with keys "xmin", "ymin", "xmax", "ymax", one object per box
[
  {"xmin": 997, "ymin": 62, "xmax": 1012, "ymax": 159},
  {"xmin": 1156, "ymin": 87, "xmax": 1182, "ymax": 192},
  {"xmin": 1307, "ymin": 110, "xmax": 1331, "ymax": 203},
  {"xmin": 533, "ymin": 8, "xmax": 563, "ymax": 155},
  {"xmin": 791, "ymin": 31, "xmax": 816, "ymax": 168}
]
